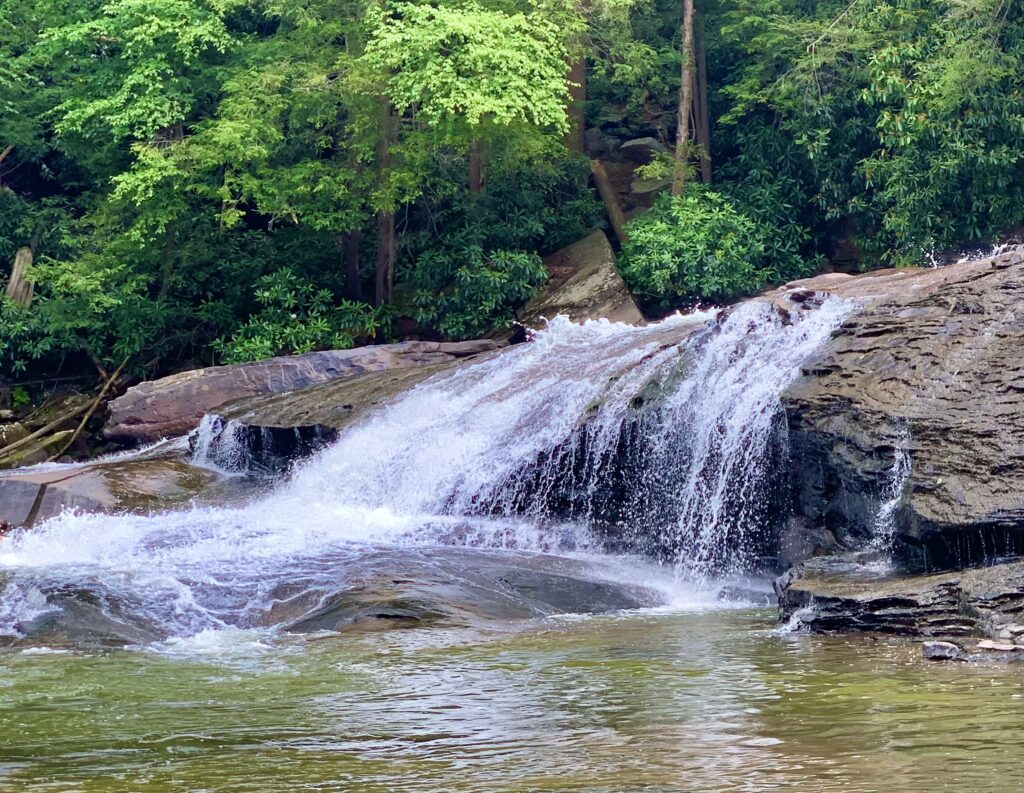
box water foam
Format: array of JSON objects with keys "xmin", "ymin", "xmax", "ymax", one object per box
[{"xmin": 0, "ymin": 302, "xmax": 850, "ymax": 642}]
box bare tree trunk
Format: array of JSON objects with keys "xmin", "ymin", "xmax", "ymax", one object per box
[
  {"xmin": 4, "ymin": 247, "xmax": 34, "ymax": 308},
  {"xmin": 566, "ymin": 54, "xmax": 587, "ymax": 154},
  {"xmin": 671, "ymin": 0, "xmax": 696, "ymax": 197},
  {"xmin": 0, "ymin": 145, "xmax": 13, "ymax": 189},
  {"xmin": 590, "ymin": 160, "xmax": 629, "ymax": 245},
  {"xmin": 375, "ymin": 212, "xmax": 395, "ymax": 307},
  {"xmin": 694, "ymin": 7, "xmax": 712, "ymax": 184},
  {"xmin": 469, "ymin": 138, "xmax": 484, "ymax": 193},
  {"xmin": 344, "ymin": 231, "xmax": 362, "ymax": 301},
  {"xmin": 376, "ymin": 99, "xmax": 396, "ymax": 307}
]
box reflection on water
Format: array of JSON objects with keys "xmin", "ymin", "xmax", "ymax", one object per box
[{"xmin": 1, "ymin": 609, "xmax": 1022, "ymax": 792}]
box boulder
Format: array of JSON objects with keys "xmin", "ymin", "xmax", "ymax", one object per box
[
  {"xmin": 777, "ymin": 557, "xmax": 1024, "ymax": 637},
  {"xmin": 104, "ymin": 339, "xmax": 505, "ymax": 444},
  {"xmin": 198, "ymin": 362, "xmax": 466, "ymax": 471},
  {"xmin": 777, "ymin": 248, "xmax": 1024, "ymax": 569},
  {"xmin": 0, "ymin": 455, "xmax": 223, "ymax": 528},
  {"xmin": 0, "ymin": 422, "xmax": 28, "ymax": 449},
  {"xmin": 922, "ymin": 640, "xmax": 963, "ymax": 660},
  {"xmin": 515, "ymin": 231, "xmax": 644, "ymax": 334}
]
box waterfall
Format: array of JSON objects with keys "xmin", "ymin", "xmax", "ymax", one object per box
[
  {"xmin": 0, "ymin": 298, "xmax": 852, "ymax": 641},
  {"xmin": 870, "ymin": 430, "xmax": 912, "ymax": 556},
  {"xmin": 640, "ymin": 298, "xmax": 855, "ymax": 577},
  {"xmin": 191, "ymin": 415, "xmax": 251, "ymax": 474}
]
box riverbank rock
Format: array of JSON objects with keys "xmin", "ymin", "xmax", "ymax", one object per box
[
  {"xmin": 922, "ymin": 640, "xmax": 964, "ymax": 660},
  {"xmin": 512, "ymin": 231, "xmax": 644, "ymax": 337},
  {"xmin": 198, "ymin": 362, "xmax": 467, "ymax": 471},
  {"xmin": 105, "ymin": 339, "xmax": 504, "ymax": 444},
  {"xmin": 777, "ymin": 557, "xmax": 1024, "ymax": 638},
  {"xmin": 777, "ymin": 247, "xmax": 1024, "ymax": 570},
  {"xmin": 200, "ymin": 307, "xmax": 705, "ymax": 475},
  {"xmin": 0, "ymin": 453, "xmax": 225, "ymax": 528}
]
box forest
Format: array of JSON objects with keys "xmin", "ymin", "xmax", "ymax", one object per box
[{"xmin": 2, "ymin": 0, "xmax": 1022, "ymax": 383}]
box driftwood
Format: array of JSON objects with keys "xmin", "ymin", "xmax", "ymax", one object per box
[
  {"xmin": 590, "ymin": 160, "xmax": 629, "ymax": 245},
  {"xmin": 4, "ymin": 246, "xmax": 34, "ymax": 308},
  {"xmin": 48, "ymin": 357, "xmax": 130, "ymax": 460},
  {"xmin": 0, "ymin": 401, "xmax": 91, "ymax": 460}
]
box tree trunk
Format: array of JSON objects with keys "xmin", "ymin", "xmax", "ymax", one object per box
[
  {"xmin": 375, "ymin": 99, "xmax": 396, "ymax": 307},
  {"xmin": 566, "ymin": 54, "xmax": 587, "ymax": 154},
  {"xmin": 590, "ymin": 160, "xmax": 629, "ymax": 245},
  {"xmin": 671, "ymin": 0, "xmax": 696, "ymax": 197},
  {"xmin": 344, "ymin": 231, "xmax": 362, "ymax": 301},
  {"xmin": 4, "ymin": 246, "xmax": 34, "ymax": 308},
  {"xmin": 694, "ymin": 7, "xmax": 712, "ymax": 184},
  {"xmin": 469, "ymin": 138, "xmax": 484, "ymax": 193},
  {"xmin": 0, "ymin": 145, "xmax": 13, "ymax": 189},
  {"xmin": 376, "ymin": 212, "xmax": 395, "ymax": 307}
]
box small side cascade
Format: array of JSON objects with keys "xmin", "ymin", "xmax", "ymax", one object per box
[
  {"xmin": 190, "ymin": 415, "xmax": 251, "ymax": 474},
  {"xmin": 870, "ymin": 429, "xmax": 912, "ymax": 556},
  {"xmin": 190, "ymin": 414, "xmax": 338, "ymax": 475}
]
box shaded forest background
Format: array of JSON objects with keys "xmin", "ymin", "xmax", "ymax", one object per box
[{"xmin": 2, "ymin": 0, "xmax": 1022, "ymax": 384}]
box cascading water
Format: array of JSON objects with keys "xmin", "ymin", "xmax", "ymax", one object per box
[
  {"xmin": 635, "ymin": 297, "xmax": 855, "ymax": 577},
  {"xmin": 869, "ymin": 429, "xmax": 912, "ymax": 556},
  {"xmin": 0, "ymin": 297, "xmax": 852, "ymax": 644}
]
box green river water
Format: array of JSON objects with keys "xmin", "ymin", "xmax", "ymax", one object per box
[{"xmin": 2, "ymin": 608, "xmax": 1022, "ymax": 793}]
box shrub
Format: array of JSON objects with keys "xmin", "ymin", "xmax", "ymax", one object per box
[
  {"xmin": 396, "ymin": 154, "xmax": 600, "ymax": 339},
  {"xmin": 621, "ymin": 189, "xmax": 769, "ymax": 308},
  {"xmin": 212, "ymin": 268, "xmax": 390, "ymax": 364},
  {"xmin": 407, "ymin": 246, "xmax": 547, "ymax": 340},
  {"xmin": 621, "ymin": 185, "xmax": 821, "ymax": 311}
]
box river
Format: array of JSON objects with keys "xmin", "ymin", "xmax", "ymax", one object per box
[
  {"xmin": 2, "ymin": 303, "xmax": 1022, "ymax": 791},
  {"xmin": 2, "ymin": 602, "xmax": 1023, "ymax": 792}
]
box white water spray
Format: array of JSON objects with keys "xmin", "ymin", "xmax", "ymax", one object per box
[
  {"xmin": 870, "ymin": 430, "xmax": 912, "ymax": 555},
  {"xmin": 0, "ymin": 299, "xmax": 852, "ymax": 641}
]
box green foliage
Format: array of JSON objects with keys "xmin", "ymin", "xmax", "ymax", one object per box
[
  {"xmin": 362, "ymin": 0, "xmax": 572, "ymax": 136},
  {"xmin": 621, "ymin": 189, "xmax": 771, "ymax": 307},
  {"xmin": 718, "ymin": 0, "xmax": 1024, "ymax": 264},
  {"xmin": 213, "ymin": 268, "xmax": 390, "ymax": 363},
  {"xmin": 11, "ymin": 387, "xmax": 31, "ymax": 410},
  {"xmin": 5, "ymin": 0, "xmax": 1024, "ymax": 384},
  {"xmin": 407, "ymin": 246, "xmax": 546, "ymax": 339},
  {"xmin": 398, "ymin": 155, "xmax": 600, "ymax": 338}
]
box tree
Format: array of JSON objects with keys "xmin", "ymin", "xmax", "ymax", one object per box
[{"xmin": 672, "ymin": 0, "xmax": 696, "ymax": 195}]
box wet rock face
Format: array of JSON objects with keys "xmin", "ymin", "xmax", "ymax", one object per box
[
  {"xmin": 781, "ymin": 248, "xmax": 1024, "ymax": 569},
  {"xmin": 0, "ymin": 455, "xmax": 224, "ymax": 528},
  {"xmin": 105, "ymin": 340, "xmax": 504, "ymax": 444},
  {"xmin": 777, "ymin": 557, "xmax": 1024, "ymax": 639},
  {"xmin": 197, "ymin": 362, "xmax": 467, "ymax": 472}
]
